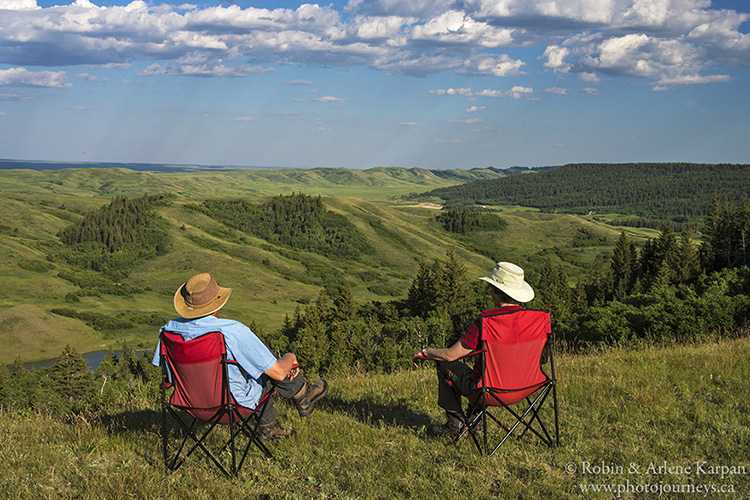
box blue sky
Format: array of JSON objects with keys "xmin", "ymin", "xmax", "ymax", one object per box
[{"xmin": 1, "ymin": 0, "xmax": 749, "ymax": 169}]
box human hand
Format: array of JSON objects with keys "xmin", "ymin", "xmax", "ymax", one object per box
[
  {"xmin": 412, "ymin": 348, "xmax": 427, "ymax": 367},
  {"xmin": 287, "ymin": 364, "xmax": 299, "ymax": 380}
]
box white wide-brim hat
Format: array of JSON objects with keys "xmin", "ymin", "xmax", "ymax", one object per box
[{"xmin": 478, "ymin": 262, "xmax": 535, "ymax": 303}]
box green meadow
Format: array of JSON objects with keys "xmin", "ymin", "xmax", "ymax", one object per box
[
  {"xmin": 0, "ymin": 167, "xmax": 648, "ymax": 364},
  {"xmin": 1, "ymin": 337, "xmax": 748, "ymax": 499}
]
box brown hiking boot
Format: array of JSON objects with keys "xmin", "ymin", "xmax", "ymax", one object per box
[
  {"xmin": 293, "ymin": 379, "xmax": 329, "ymax": 417},
  {"xmin": 430, "ymin": 420, "xmax": 463, "ymax": 437},
  {"xmin": 260, "ymin": 420, "xmax": 295, "ymax": 441}
]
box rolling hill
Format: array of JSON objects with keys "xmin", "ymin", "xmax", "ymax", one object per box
[{"xmin": 0, "ymin": 165, "xmax": 652, "ymax": 364}]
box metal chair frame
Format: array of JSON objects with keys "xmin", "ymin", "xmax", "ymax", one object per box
[{"xmin": 160, "ymin": 331, "xmax": 275, "ymax": 476}]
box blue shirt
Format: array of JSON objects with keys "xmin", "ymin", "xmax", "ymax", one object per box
[{"xmin": 152, "ymin": 315, "xmax": 278, "ymax": 409}]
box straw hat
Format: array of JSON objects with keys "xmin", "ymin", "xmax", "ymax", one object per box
[
  {"xmin": 478, "ymin": 262, "xmax": 534, "ymax": 303},
  {"xmin": 173, "ymin": 273, "xmax": 232, "ymax": 319}
]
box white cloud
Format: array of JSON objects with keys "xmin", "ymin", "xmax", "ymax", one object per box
[
  {"xmin": 398, "ymin": 121, "xmax": 418, "ymax": 126},
  {"xmin": 1, "ymin": 0, "xmax": 39, "ymax": 10},
  {"xmin": 542, "ymin": 45, "xmax": 570, "ymax": 73},
  {"xmin": 283, "ymin": 79, "xmax": 314, "ymax": 85},
  {"xmin": 466, "ymin": 105, "xmax": 485, "ymax": 113},
  {"xmin": 0, "ymin": 0, "xmax": 746, "ymax": 88},
  {"xmin": 431, "ymin": 86, "xmax": 534, "ymax": 99},
  {"xmin": 430, "ymin": 87, "xmax": 473, "ymax": 96},
  {"xmin": 544, "ymin": 87, "xmax": 567, "ymax": 94},
  {"xmin": 312, "ymin": 96, "xmax": 349, "ymax": 103},
  {"xmin": 0, "ymin": 67, "xmax": 70, "ymax": 87},
  {"xmin": 234, "ymin": 115, "xmax": 258, "ymax": 122}
]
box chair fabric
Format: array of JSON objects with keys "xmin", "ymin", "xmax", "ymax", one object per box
[
  {"xmin": 453, "ymin": 309, "xmax": 559, "ymax": 455},
  {"xmin": 160, "ymin": 330, "xmax": 274, "ymax": 476}
]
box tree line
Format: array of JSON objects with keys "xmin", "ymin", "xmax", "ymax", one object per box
[
  {"xmin": 192, "ymin": 193, "xmax": 374, "ymax": 260},
  {"xmin": 54, "ymin": 194, "xmax": 172, "ymax": 277},
  {"xmin": 421, "ymin": 163, "xmax": 750, "ymax": 220}
]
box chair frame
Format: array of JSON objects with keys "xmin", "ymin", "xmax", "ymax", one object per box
[
  {"xmin": 160, "ymin": 330, "xmax": 275, "ymax": 476},
  {"xmin": 444, "ymin": 310, "xmax": 559, "ymax": 456}
]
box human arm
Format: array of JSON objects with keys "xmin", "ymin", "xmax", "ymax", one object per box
[
  {"xmin": 412, "ymin": 340, "xmax": 473, "ymax": 367},
  {"xmin": 264, "ymin": 352, "xmax": 299, "ymax": 381}
]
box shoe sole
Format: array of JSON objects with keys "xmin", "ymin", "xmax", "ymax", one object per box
[{"xmin": 298, "ymin": 380, "xmax": 329, "ymax": 417}]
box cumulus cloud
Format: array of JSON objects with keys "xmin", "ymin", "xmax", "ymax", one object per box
[
  {"xmin": 312, "ymin": 96, "xmax": 349, "ymax": 103},
  {"xmin": 0, "ymin": 0, "xmax": 746, "ymax": 88},
  {"xmin": 0, "ymin": 67, "xmax": 70, "ymax": 87},
  {"xmin": 466, "ymin": 105, "xmax": 485, "ymax": 113},
  {"xmin": 432, "ymin": 86, "xmax": 534, "ymax": 99}
]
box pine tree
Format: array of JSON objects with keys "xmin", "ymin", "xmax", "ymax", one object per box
[
  {"xmin": 611, "ymin": 232, "xmax": 635, "ymax": 299},
  {"xmin": 51, "ymin": 345, "xmax": 95, "ymax": 408},
  {"xmin": 677, "ymin": 219, "xmax": 701, "ymax": 283},
  {"xmin": 435, "ymin": 247, "xmax": 471, "ymax": 314},
  {"xmin": 655, "ymin": 220, "xmax": 681, "ymax": 285},
  {"xmin": 332, "ymin": 282, "xmax": 357, "ymax": 322},
  {"xmin": 10, "ymin": 357, "xmax": 28, "ymax": 379},
  {"xmin": 585, "ymin": 254, "xmax": 611, "ymax": 305},
  {"xmin": 406, "ymin": 260, "xmax": 434, "ymax": 317},
  {"xmin": 539, "ymin": 254, "xmax": 570, "ymax": 318}
]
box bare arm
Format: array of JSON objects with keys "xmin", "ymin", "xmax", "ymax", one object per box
[
  {"xmin": 265, "ymin": 352, "xmax": 298, "ymax": 381},
  {"xmin": 413, "ymin": 340, "xmax": 473, "ymax": 366}
]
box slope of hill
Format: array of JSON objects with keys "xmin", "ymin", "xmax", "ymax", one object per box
[
  {"xmin": 0, "ymin": 163, "xmax": 509, "ymax": 201},
  {"xmin": 0, "ymin": 167, "xmax": 646, "ymax": 363},
  {"xmin": 420, "ymin": 163, "xmax": 750, "ymax": 219}
]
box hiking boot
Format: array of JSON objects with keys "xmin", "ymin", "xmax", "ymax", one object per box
[
  {"xmin": 430, "ymin": 420, "xmax": 463, "ymax": 437},
  {"xmin": 293, "ymin": 379, "xmax": 329, "ymax": 417},
  {"xmin": 260, "ymin": 420, "xmax": 295, "ymax": 441}
]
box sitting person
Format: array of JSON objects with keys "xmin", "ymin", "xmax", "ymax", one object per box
[
  {"xmin": 413, "ymin": 261, "xmax": 535, "ymax": 436},
  {"xmin": 152, "ymin": 272, "xmax": 328, "ymax": 441}
]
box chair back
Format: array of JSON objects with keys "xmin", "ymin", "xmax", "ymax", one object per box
[
  {"xmin": 160, "ymin": 330, "xmax": 232, "ymax": 422},
  {"xmin": 474, "ymin": 309, "xmax": 551, "ymax": 406}
]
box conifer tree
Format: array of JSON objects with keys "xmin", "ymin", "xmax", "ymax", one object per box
[
  {"xmin": 51, "ymin": 345, "xmax": 95, "ymax": 409},
  {"xmin": 611, "ymin": 232, "xmax": 635, "ymax": 299},
  {"xmin": 406, "ymin": 260, "xmax": 434, "ymax": 317},
  {"xmin": 435, "ymin": 247, "xmax": 471, "ymax": 314},
  {"xmin": 332, "ymin": 282, "xmax": 357, "ymax": 322},
  {"xmin": 677, "ymin": 219, "xmax": 701, "ymax": 283},
  {"xmin": 539, "ymin": 254, "xmax": 570, "ymax": 317},
  {"xmin": 585, "ymin": 254, "xmax": 611, "ymax": 305},
  {"xmin": 10, "ymin": 357, "xmax": 28, "ymax": 379}
]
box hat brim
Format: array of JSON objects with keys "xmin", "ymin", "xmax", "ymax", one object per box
[
  {"xmin": 479, "ymin": 276, "xmax": 535, "ymax": 303},
  {"xmin": 173, "ymin": 284, "xmax": 232, "ymax": 319}
]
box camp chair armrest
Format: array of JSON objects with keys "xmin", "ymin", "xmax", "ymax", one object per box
[{"xmin": 456, "ymin": 349, "xmax": 483, "ymax": 360}]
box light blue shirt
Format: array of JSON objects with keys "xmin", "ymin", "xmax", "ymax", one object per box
[{"xmin": 152, "ymin": 315, "xmax": 278, "ymax": 409}]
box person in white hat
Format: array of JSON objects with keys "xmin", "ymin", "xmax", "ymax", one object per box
[
  {"xmin": 152, "ymin": 272, "xmax": 329, "ymax": 441},
  {"xmin": 412, "ymin": 262, "xmax": 535, "ymax": 436}
]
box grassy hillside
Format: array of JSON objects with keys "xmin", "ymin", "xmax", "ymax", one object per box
[
  {"xmin": 0, "ymin": 168, "xmax": 660, "ymax": 364},
  {"xmin": 0, "ymin": 165, "xmax": 506, "ymax": 202},
  {"xmin": 1, "ymin": 337, "xmax": 748, "ymax": 499}
]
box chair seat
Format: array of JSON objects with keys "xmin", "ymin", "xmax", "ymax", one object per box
[{"xmin": 159, "ymin": 330, "xmax": 274, "ymax": 476}]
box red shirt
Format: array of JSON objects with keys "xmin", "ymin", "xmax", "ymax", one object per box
[
  {"xmin": 459, "ymin": 305, "xmax": 523, "ymax": 381},
  {"xmin": 459, "ymin": 305, "xmax": 523, "ymax": 350}
]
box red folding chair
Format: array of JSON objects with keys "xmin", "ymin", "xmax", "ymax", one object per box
[
  {"xmin": 454, "ymin": 309, "xmax": 559, "ymax": 456},
  {"xmin": 160, "ymin": 330, "xmax": 275, "ymax": 476}
]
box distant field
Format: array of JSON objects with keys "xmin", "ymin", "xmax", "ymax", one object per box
[{"xmin": 1, "ymin": 166, "xmax": 655, "ymax": 364}]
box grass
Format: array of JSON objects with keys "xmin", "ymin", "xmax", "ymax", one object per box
[{"xmin": 2, "ymin": 337, "xmax": 749, "ymax": 499}]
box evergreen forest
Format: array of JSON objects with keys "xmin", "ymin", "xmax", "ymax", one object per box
[{"xmin": 420, "ymin": 163, "xmax": 750, "ymax": 220}]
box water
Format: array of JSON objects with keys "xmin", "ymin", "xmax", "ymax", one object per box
[{"xmin": 20, "ymin": 350, "xmax": 149, "ymax": 373}]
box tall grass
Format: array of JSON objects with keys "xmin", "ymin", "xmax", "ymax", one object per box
[{"xmin": 2, "ymin": 337, "xmax": 749, "ymax": 499}]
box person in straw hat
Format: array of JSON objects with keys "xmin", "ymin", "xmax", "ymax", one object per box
[
  {"xmin": 152, "ymin": 272, "xmax": 329, "ymax": 441},
  {"xmin": 412, "ymin": 262, "xmax": 536, "ymax": 436}
]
